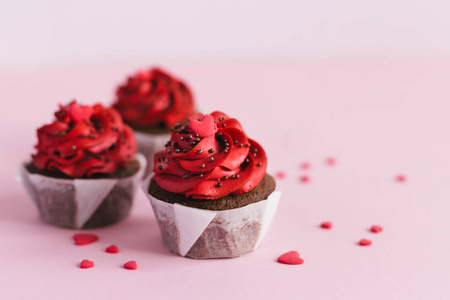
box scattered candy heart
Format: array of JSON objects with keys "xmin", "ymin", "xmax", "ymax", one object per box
[
  {"xmin": 277, "ymin": 251, "xmax": 304, "ymax": 265},
  {"xmin": 300, "ymin": 175, "xmax": 310, "ymax": 183},
  {"xmin": 370, "ymin": 225, "xmax": 383, "ymax": 233},
  {"xmin": 300, "ymin": 162, "xmax": 310, "ymax": 170},
  {"xmin": 73, "ymin": 233, "xmax": 99, "ymax": 246},
  {"xmin": 80, "ymin": 259, "xmax": 94, "ymax": 269},
  {"xmin": 275, "ymin": 172, "xmax": 286, "ymax": 179},
  {"xmin": 124, "ymin": 261, "xmax": 138, "ymax": 270},
  {"xmin": 320, "ymin": 221, "xmax": 332, "ymax": 229},
  {"xmin": 359, "ymin": 239, "xmax": 372, "ymax": 246},
  {"xmin": 105, "ymin": 245, "xmax": 119, "ymax": 253},
  {"xmin": 396, "ymin": 175, "xmax": 406, "ymax": 182},
  {"xmin": 325, "ymin": 157, "xmax": 336, "ymax": 166},
  {"xmin": 188, "ymin": 114, "xmax": 215, "ymax": 137}
]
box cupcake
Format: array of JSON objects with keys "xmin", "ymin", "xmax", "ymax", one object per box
[
  {"xmin": 112, "ymin": 67, "xmax": 195, "ymax": 177},
  {"xmin": 19, "ymin": 101, "xmax": 146, "ymax": 229},
  {"xmin": 143, "ymin": 111, "xmax": 281, "ymax": 258}
]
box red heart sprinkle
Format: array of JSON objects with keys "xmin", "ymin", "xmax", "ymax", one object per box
[
  {"xmin": 396, "ymin": 175, "xmax": 406, "ymax": 182},
  {"xmin": 277, "ymin": 251, "xmax": 304, "ymax": 265},
  {"xmin": 275, "ymin": 172, "xmax": 286, "ymax": 179},
  {"xmin": 325, "ymin": 157, "xmax": 336, "ymax": 166},
  {"xmin": 300, "ymin": 175, "xmax": 310, "ymax": 183},
  {"xmin": 300, "ymin": 162, "xmax": 310, "ymax": 170},
  {"xmin": 124, "ymin": 261, "xmax": 137, "ymax": 270},
  {"xmin": 370, "ymin": 225, "xmax": 383, "ymax": 233},
  {"xmin": 188, "ymin": 114, "xmax": 216, "ymax": 137},
  {"xmin": 320, "ymin": 221, "xmax": 332, "ymax": 229},
  {"xmin": 80, "ymin": 259, "xmax": 94, "ymax": 269},
  {"xmin": 359, "ymin": 239, "xmax": 372, "ymax": 246},
  {"xmin": 73, "ymin": 233, "xmax": 99, "ymax": 246},
  {"xmin": 105, "ymin": 245, "xmax": 119, "ymax": 253}
]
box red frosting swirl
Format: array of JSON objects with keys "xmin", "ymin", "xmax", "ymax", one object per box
[
  {"xmin": 113, "ymin": 68, "xmax": 195, "ymax": 128},
  {"xmin": 32, "ymin": 101, "xmax": 137, "ymax": 178},
  {"xmin": 153, "ymin": 112, "xmax": 267, "ymax": 200}
]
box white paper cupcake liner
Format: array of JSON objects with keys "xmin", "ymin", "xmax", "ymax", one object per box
[
  {"xmin": 18, "ymin": 153, "xmax": 146, "ymax": 229},
  {"xmin": 142, "ymin": 175, "xmax": 281, "ymax": 259},
  {"xmin": 135, "ymin": 131, "xmax": 170, "ymax": 178}
]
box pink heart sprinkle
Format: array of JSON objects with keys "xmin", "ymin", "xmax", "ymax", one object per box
[
  {"xmin": 124, "ymin": 261, "xmax": 137, "ymax": 270},
  {"xmin": 275, "ymin": 172, "xmax": 286, "ymax": 179},
  {"xmin": 396, "ymin": 175, "xmax": 406, "ymax": 182},
  {"xmin": 105, "ymin": 245, "xmax": 119, "ymax": 253},
  {"xmin": 188, "ymin": 114, "xmax": 216, "ymax": 137},
  {"xmin": 325, "ymin": 157, "xmax": 336, "ymax": 166},
  {"xmin": 277, "ymin": 251, "xmax": 304, "ymax": 265},
  {"xmin": 80, "ymin": 259, "xmax": 94, "ymax": 269},
  {"xmin": 300, "ymin": 162, "xmax": 310, "ymax": 170},
  {"xmin": 359, "ymin": 239, "xmax": 372, "ymax": 246},
  {"xmin": 320, "ymin": 221, "xmax": 332, "ymax": 229},
  {"xmin": 370, "ymin": 225, "xmax": 383, "ymax": 233},
  {"xmin": 73, "ymin": 233, "xmax": 99, "ymax": 246},
  {"xmin": 300, "ymin": 175, "xmax": 310, "ymax": 183}
]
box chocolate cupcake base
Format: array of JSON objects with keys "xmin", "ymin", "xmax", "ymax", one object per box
[
  {"xmin": 19, "ymin": 153, "xmax": 146, "ymax": 229},
  {"xmin": 143, "ymin": 174, "xmax": 281, "ymax": 259}
]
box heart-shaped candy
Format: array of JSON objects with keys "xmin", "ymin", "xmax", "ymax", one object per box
[
  {"xmin": 320, "ymin": 221, "xmax": 333, "ymax": 229},
  {"xmin": 73, "ymin": 233, "xmax": 99, "ymax": 246},
  {"xmin": 188, "ymin": 114, "xmax": 216, "ymax": 137},
  {"xmin": 105, "ymin": 245, "xmax": 119, "ymax": 253},
  {"xmin": 124, "ymin": 261, "xmax": 137, "ymax": 270},
  {"xmin": 277, "ymin": 251, "xmax": 304, "ymax": 265},
  {"xmin": 80, "ymin": 259, "xmax": 94, "ymax": 269},
  {"xmin": 370, "ymin": 225, "xmax": 383, "ymax": 233},
  {"xmin": 359, "ymin": 239, "xmax": 372, "ymax": 246}
]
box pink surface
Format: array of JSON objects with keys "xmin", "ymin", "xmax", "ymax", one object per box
[{"xmin": 1, "ymin": 61, "xmax": 449, "ymax": 299}]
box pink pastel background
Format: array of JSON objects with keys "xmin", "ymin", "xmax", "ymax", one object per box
[{"xmin": 1, "ymin": 61, "xmax": 449, "ymax": 299}]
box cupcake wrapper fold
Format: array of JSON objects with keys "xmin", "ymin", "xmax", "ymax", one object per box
[
  {"xmin": 135, "ymin": 131, "xmax": 170, "ymax": 178},
  {"xmin": 142, "ymin": 175, "xmax": 281, "ymax": 259},
  {"xmin": 18, "ymin": 153, "xmax": 146, "ymax": 229}
]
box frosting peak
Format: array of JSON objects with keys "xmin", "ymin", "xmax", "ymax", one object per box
[
  {"xmin": 32, "ymin": 101, "xmax": 137, "ymax": 178},
  {"xmin": 113, "ymin": 67, "xmax": 195, "ymax": 128},
  {"xmin": 153, "ymin": 111, "xmax": 267, "ymax": 200}
]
